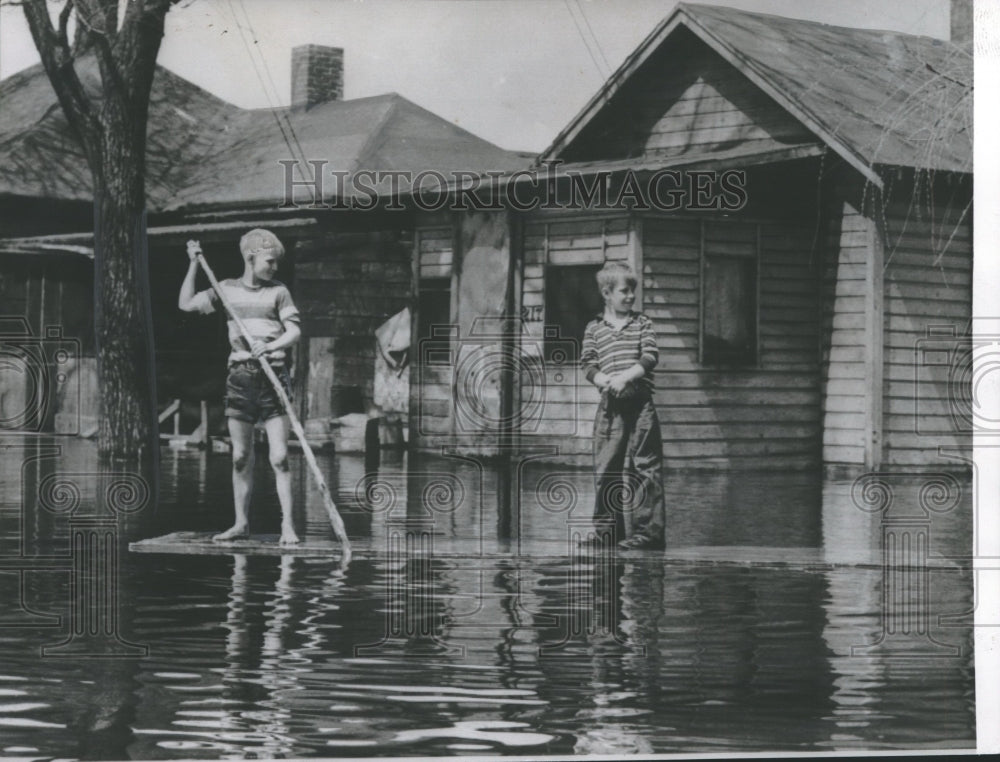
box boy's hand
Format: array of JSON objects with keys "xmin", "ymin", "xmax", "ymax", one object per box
[
  {"xmin": 186, "ymin": 240, "xmax": 202, "ymax": 261},
  {"xmin": 592, "ymin": 371, "xmax": 611, "ymax": 390},
  {"xmin": 607, "ymin": 374, "xmax": 631, "ymax": 395},
  {"xmin": 250, "ymin": 340, "xmax": 269, "ymax": 359}
]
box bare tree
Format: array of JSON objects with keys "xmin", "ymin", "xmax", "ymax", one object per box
[{"xmin": 18, "ymin": 0, "xmax": 179, "ymax": 461}]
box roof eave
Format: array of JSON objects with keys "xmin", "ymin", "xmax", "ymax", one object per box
[{"xmin": 538, "ymin": 4, "xmax": 884, "ymax": 190}]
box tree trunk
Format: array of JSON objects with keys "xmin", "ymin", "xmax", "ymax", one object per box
[{"xmin": 93, "ymin": 103, "xmax": 157, "ymax": 464}]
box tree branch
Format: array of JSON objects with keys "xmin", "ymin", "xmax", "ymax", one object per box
[
  {"xmin": 56, "ymin": 0, "xmax": 74, "ymax": 47},
  {"xmin": 20, "ymin": 0, "xmax": 98, "ymax": 153}
]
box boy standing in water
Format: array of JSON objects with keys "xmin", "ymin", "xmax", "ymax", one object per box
[
  {"xmin": 580, "ymin": 261, "xmax": 666, "ymax": 550},
  {"xmin": 178, "ymin": 229, "xmax": 302, "ymax": 545}
]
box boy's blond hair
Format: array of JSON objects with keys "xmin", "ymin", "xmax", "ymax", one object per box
[
  {"xmin": 596, "ymin": 261, "xmax": 638, "ymax": 293},
  {"xmin": 239, "ymin": 228, "xmax": 285, "ymax": 263}
]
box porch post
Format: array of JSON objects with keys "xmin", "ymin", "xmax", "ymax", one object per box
[{"xmin": 864, "ymin": 214, "xmax": 885, "ymax": 469}]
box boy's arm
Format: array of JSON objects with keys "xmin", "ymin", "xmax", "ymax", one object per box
[
  {"xmin": 177, "ymin": 258, "xmax": 201, "ymax": 312},
  {"xmin": 178, "ymin": 252, "xmax": 217, "ymax": 314},
  {"xmin": 608, "ymin": 316, "xmax": 658, "ymax": 387},
  {"xmin": 261, "ymin": 320, "xmax": 301, "ymax": 355},
  {"xmin": 581, "ymin": 322, "xmax": 610, "ymax": 389}
]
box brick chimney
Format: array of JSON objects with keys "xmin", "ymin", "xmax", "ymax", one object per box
[
  {"xmin": 291, "ymin": 45, "xmax": 344, "ymax": 109},
  {"xmin": 950, "ymin": 0, "xmax": 972, "ymax": 44}
]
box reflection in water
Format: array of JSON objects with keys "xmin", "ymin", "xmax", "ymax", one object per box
[{"xmin": 0, "ymin": 438, "xmax": 977, "ymax": 757}]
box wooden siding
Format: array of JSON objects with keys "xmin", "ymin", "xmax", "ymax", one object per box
[
  {"xmin": 518, "ymin": 215, "xmax": 633, "ymax": 455},
  {"xmin": 562, "ymin": 28, "xmax": 813, "ymax": 164},
  {"xmin": 294, "ymin": 231, "xmax": 411, "ymax": 419},
  {"xmin": 819, "ymin": 201, "xmax": 871, "ymax": 465},
  {"xmin": 880, "ymin": 192, "xmax": 973, "ymax": 466},
  {"xmin": 0, "ymin": 255, "xmax": 96, "ymax": 433},
  {"xmin": 418, "ymin": 226, "xmax": 453, "ymax": 280},
  {"xmin": 412, "ymin": 225, "xmax": 456, "ymax": 447},
  {"xmin": 644, "ymin": 216, "xmax": 822, "ymax": 469}
]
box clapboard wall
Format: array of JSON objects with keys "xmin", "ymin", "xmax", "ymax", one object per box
[
  {"xmin": 509, "ymin": 211, "xmax": 822, "ymax": 468},
  {"xmin": 643, "ymin": 215, "xmax": 822, "ymax": 469},
  {"xmin": 880, "ymin": 177, "xmax": 972, "ymax": 466},
  {"xmin": 561, "ymin": 27, "xmax": 813, "ymax": 164},
  {"xmin": 517, "ymin": 215, "xmax": 633, "ymax": 455},
  {"xmin": 819, "ymin": 200, "xmax": 872, "ymax": 466}
]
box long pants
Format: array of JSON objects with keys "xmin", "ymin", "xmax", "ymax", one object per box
[{"xmin": 592, "ymin": 390, "xmax": 666, "ymax": 543}]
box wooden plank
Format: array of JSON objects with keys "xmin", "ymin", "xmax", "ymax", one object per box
[
  {"xmin": 130, "ymin": 532, "xmax": 346, "ymax": 557},
  {"xmin": 654, "ymin": 389, "xmax": 819, "ymax": 406},
  {"xmin": 416, "ymin": 381, "xmax": 453, "ymax": 402},
  {"xmin": 660, "ymin": 404, "xmax": 818, "ymax": 423},
  {"xmin": 884, "ymin": 283, "xmax": 971, "ymax": 303},
  {"xmin": 420, "ymin": 250, "xmax": 452, "ymax": 267},
  {"xmin": 548, "ymin": 248, "xmax": 606, "ymax": 266},
  {"xmin": 823, "ymin": 428, "xmax": 865, "ymax": 447},
  {"xmin": 420, "ymin": 264, "xmax": 452, "ymax": 279},
  {"xmin": 419, "ymin": 416, "xmax": 454, "ymax": 434},
  {"xmin": 522, "ymin": 290, "xmax": 543, "ymax": 307},
  {"xmin": 655, "ymin": 372, "xmax": 818, "ymax": 390},
  {"xmin": 822, "ymin": 444, "xmax": 865, "ymax": 464},
  {"xmin": 884, "ymin": 430, "xmax": 969, "ymax": 450}
]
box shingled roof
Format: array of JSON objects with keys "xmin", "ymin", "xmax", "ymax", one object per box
[
  {"xmin": 168, "ymin": 92, "xmax": 526, "ymax": 212},
  {"xmin": 0, "ymin": 54, "xmax": 525, "ymax": 211},
  {"xmin": 0, "ymin": 54, "xmax": 247, "ymax": 207},
  {"xmin": 542, "ymin": 3, "xmax": 972, "ymax": 179}
]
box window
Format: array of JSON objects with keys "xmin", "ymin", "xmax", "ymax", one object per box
[
  {"xmin": 418, "ymin": 277, "xmax": 452, "ymax": 364},
  {"xmin": 544, "ymin": 264, "xmax": 604, "ymax": 361},
  {"xmin": 701, "ymin": 223, "xmax": 758, "ymax": 366}
]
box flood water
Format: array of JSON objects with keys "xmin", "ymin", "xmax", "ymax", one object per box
[{"xmin": 0, "ymin": 436, "xmax": 976, "ymax": 758}]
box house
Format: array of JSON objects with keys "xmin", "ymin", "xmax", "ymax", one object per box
[
  {"xmin": 0, "ymin": 4, "xmax": 973, "ymax": 473},
  {"xmin": 0, "ymin": 45, "xmax": 525, "ymax": 435},
  {"xmin": 407, "ymin": 2, "xmax": 973, "ymax": 471}
]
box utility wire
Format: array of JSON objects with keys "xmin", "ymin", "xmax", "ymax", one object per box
[
  {"xmin": 225, "ymin": 0, "xmax": 310, "ymax": 182},
  {"xmin": 234, "ymin": 0, "xmax": 311, "ymax": 174},
  {"xmin": 574, "ymin": 0, "xmax": 612, "ymax": 74},
  {"xmin": 563, "ymin": 0, "xmax": 609, "ymax": 79}
]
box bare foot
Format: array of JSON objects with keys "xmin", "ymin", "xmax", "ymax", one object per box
[
  {"xmin": 279, "ymin": 528, "xmax": 300, "ymax": 546},
  {"xmin": 213, "ymin": 525, "xmax": 249, "ymax": 542}
]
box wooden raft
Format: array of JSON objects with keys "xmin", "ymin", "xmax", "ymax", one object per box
[{"xmin": 129, "ymin": 531, "xmax": 346, "ymax": 557}]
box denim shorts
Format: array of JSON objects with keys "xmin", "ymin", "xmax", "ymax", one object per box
[{"xmin": 224, "ymin": 361, "xmax": 292, "ymax": 423}]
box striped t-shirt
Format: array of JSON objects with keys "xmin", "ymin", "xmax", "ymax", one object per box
[
  {"xmin": 190, "ymin": 279, "xmax": 300, "ymax": 367},
  {"xmin": 581, "ymin": 311, "xmax": 658, "ymax": 393}
]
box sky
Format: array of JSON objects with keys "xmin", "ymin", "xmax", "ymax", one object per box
[{"xmin": 0, "ymin": 0, "xmax": 954, "ymax": 152}]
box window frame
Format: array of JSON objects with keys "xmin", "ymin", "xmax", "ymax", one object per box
[{"xmin": 698, "ymin": 219, "xmax": 761, "ymax": 368}]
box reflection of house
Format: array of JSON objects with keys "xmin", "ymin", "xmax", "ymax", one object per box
[
  {"xmin": 0, "ymin": 45, "xmax": 525, "ymax": 433},
  {"xmin": 409, "ymin": 3, "xmax": 972, "ymax": 471}
]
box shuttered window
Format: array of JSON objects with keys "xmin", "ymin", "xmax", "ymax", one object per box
[{"xmin": 701, "ymin": 222, "xmax": 758, "ymax": 366}]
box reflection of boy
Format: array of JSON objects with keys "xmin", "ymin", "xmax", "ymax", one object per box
[
  {"xmin": 178, "ymin": 229, "xmax": 302, "ymax": 546},
  {"xmin": 580, "ymin": 262, "xmax": 666, "ymax": 551}
]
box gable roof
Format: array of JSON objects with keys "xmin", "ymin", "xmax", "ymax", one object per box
[
  {"xmin": 541, "ymin": 3, "xmax": 972, "ymax": 181},
  {"xmin": 0, "ymin": 55, "xmax": 526, "ymax": 211}
]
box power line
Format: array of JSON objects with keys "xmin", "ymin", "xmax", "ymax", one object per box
[
  {"xmin": 563, "ymin": 0, "xmax": 610, "ymax": 79},
  {"xmin": 574, "ymin": 0, "xmax": 612, "ymax": 74},
  {"xmin": 234, "ymin": 0, "xmax": 311, "ymax": 173},
  {"xmin": 225, "ymin": 0, "xmax": 310, "ymax": 183}
]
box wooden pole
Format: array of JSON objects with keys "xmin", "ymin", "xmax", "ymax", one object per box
[
  {"xmin": 200, "ymin": 400, "xmax": 208, "ymax": 446},
  {"xmin": 186, "ymin": 241, "xmax": 351, "ymax": 561}
]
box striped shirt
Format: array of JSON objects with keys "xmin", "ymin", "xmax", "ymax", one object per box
[
  {"xmin": 190, "ymin": 279, "xmax": 300, "ymax": 367},
  {"xmin": 581, "ymin": 311, "xmax": 658, "ymax": 393}
]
